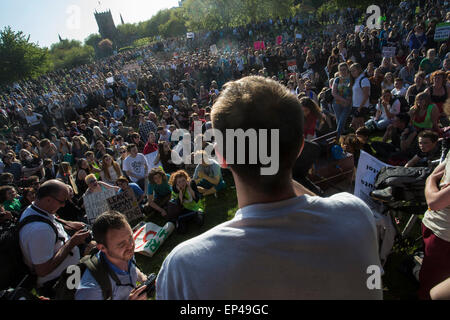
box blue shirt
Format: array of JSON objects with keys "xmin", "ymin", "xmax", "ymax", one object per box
[
  {"xmin": 119, "ymin": 183, "xmax": 144, "ymax": 200},
  {"xmin": 75, "ymin": 252, "xmax": 138, "ymax": 300}
]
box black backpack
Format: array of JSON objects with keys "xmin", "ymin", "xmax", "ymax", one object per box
[
  {"xmin": 53, "ymin": 252, "xmax": 120, "ymax": 300},
  {"xmin": 0, "ymin": 215, "xmax": 62, "ymax": 291}
]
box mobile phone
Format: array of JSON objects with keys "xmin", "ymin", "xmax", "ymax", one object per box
[{"xmin": 138, "ymin": 273, "xmax": 157, "ymax": 297}]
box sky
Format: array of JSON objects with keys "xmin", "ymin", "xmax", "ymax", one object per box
[{"xmin": 0, "ymin": 0, "xmax": 181, "ymax": 48}]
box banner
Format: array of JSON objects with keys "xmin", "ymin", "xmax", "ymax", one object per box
[
  {"xmin": 434, "ymin": 22, "xmax": 450, "ymax": 42},
  {"xmin": 107, "ymin": 191, "xmax": 144, "ymax": 224},
  {"xmin": 354, "ymin": 151, "xmax": 392, "ymax": 210},
  {"xmin": 83, "ymin": 188, "xmax": 118, "ymax": 225},
  {"xmin": 382, "ymin": 46, "xmax": 396, "ymax": 58},
  {"xmin": 122, "ymin": 63, "xmax": 141, "ymax": 72},
  {"xmin": 133, "ymin": 222, "xmax": 175, "ymax": 257}
]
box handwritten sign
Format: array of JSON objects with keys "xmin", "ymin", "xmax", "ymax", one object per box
[
  {"xmin": 133, "ymin": 222, "xmax": 175, "ymax": 257},
  {"xmin": 287, "ymin": 59, "xmax": 298, "ymax": 73},
  {"xmin": 83, "ymin": 188, "xmax": 118, "ymax": 225},
  {"xmin": 354, "ymin": 151, "xmax": 392, "ymax": 210},
  {"xmin": 107, "ymin": 191, "xmax": 144, "ymax": 224},
  {"xmin": 186, "ymin": 32, "xmax": 195, "ymax": 39}
]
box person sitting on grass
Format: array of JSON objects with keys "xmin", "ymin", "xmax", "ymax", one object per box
[
  {"xmin": 168, "ymin": 170, "xmax": 204, "ymax": 231},
  {"xmin": 405, "ymin": 130, "xmax": 441, "ymax": 168},
  {"xmin": 193, "ymin": 150, "xmax": 226, "ymax": 198},
  {"xmin": 116, "ymin": 176, "xmax": 145, "ymax": 204},
  {"xmin": 143, "ymin": 168, "xmax": 172, "ymax": 218},
  {"xmin": 365, "ymin": 90, "xmax": 401, "ymax": 131},
  {"xmin": 355, "ymin": 127, "xmax": 374, "ymax": 156}
]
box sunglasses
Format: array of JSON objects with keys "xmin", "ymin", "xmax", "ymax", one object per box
[
  {"xmin": 120, "ymin": 150, "xmax": 127, "ymax": 154},
  {"xmin": 87, "ymin": 180, "xmax": 98, "ymax": 185}
]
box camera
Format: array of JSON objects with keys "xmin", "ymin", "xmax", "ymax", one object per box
[
  {"xmin": 138, "ymin": 273, "xmax": 157, "ymax": 297},
  {"xmin": 82, "ymin": 225, "xmax": 93, "ymax": 244}
]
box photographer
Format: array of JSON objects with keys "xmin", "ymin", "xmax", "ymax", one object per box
[{"xmin": 75, "ymin": 211, "xmax": 149, "ymax": 300}]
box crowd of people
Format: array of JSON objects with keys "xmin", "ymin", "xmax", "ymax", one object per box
[{"xmin": 1, "ymin": 0, "xmax": 450, "ymax": 300}]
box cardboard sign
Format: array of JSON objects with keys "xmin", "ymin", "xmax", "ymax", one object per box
[
  {"xmin": 133, "ymin": 222, "xmax": 175, "ymax": 257},
  {"xmin": 107, "ymin": 191, "xmax": 144, "ymax": 224},
  {"xmin": 434, "ymin": 22, "xmax": 450, "ymax": 42},
  {"xmin": 354, "ymin": 151, "xmax": 392, "ymax": 210},
  {"xmin": 382, "ymin": 46, "xmax": 396, "ymax": 58},
  {"xmin": 83, "ymin": 188, "xmax": 118, "ymax": 225}
]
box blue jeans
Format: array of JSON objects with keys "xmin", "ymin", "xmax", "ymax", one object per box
[{"xmin": 332, "ymin": 102, "xmax": 352, "ymax": 138}]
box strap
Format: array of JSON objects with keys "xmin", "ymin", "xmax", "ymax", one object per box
[
  {"xmin": 82, "ymin": 254, "xmax": 114, "ymax": 300},
  {"xmin": 18, "ymin": 215, "xmax": 64, "ymax": 244}
]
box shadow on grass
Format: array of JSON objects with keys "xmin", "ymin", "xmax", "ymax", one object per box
[{"xmin": 136, "ymin": 174, "xmax": 238, "ymax": 275}]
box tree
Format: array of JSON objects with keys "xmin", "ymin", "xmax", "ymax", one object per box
[
  {"xmin": 49, "ymin": 39, "xmax": 94, "ymax": 70},
  {"xmin": 98, "ymin": 38, "xmax": 114, "ymax": 58},
  {"xmin": 0, "ymin": 26, "xmax": 51, "ymax": 85}
]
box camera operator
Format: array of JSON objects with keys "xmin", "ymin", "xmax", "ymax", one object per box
[{"xmin": 75, "ymin": 211, "xmax": 149, "ymax": 300}]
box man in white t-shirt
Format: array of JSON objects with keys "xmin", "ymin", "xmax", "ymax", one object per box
[
  {"xmin": 350, "ymin": 63, "xmax": 371, "ymax": 130},
  {"xmin": 19, "ymin": 180, "xmax": 91, "ymax": 298},
  {"xmin": 156, "ymin": 76, "xmax": 382, "ymax": 300},
  {"xmin": 122, "ymin": 144, "xmax": 148, "ymax": 190}
]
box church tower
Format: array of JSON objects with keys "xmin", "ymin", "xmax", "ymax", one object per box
[{"xmin": 94, "ymin": 9, "xmax": 118, "ymax": 41}]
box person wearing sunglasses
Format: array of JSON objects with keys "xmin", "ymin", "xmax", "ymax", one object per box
[{"xmin": 83, "ymin": 174, "xmax": 119, "ymax": 197}]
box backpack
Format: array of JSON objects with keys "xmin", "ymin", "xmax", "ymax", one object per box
[
  {"xmin": 0, "ymin": 215, "xmax": 62, "ymax": 291},
  {"xmin": 359, "ymin": 73, "xmax": 372, "ymax": 98},
  {"xmin": 53, "ymin": 252, "xmax": 119, "ymax": 300}
]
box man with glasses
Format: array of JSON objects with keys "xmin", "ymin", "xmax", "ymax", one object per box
[
  {"xmin": 75, "ymin": 211, "xmax": 149, "ymax": 300},
  {"xmin": 19, "ymin": 179, "xmax": 91, "ymax": 298}
]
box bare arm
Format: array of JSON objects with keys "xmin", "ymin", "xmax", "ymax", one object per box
[
  {"xmin": 425, "ymin": 162, "xmax": 450, "ymax": 211},
  {"xmin": 431, "ymin": 277, "xmax": 450, "ymax": 300},
  {"xmin": 405, "ymin": 155, "xmax": 420, "ymax": 168}
]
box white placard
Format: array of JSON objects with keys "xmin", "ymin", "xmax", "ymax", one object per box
[
  {"xmin": 187, "ymin": 32, "xmax": 195, "ymax": 39},
  {"xmin": 83, "ymin": 188, "xmax": 119, "ymax": 225},
  {"xmin": 354, "ymin": 151, "xmax": 392, "ymax": 210},
  {"xmin": 106, "ymin": 77, "xmax": 114, "ymax": 84},
  {"xmin": 434, "ymin": 23, "xmax": 450, "ymax": 41},
  {"xmin": 382, "ymin": 46, "xmax": 396, "ymax": 58},
  {"xmin": 145, "ymin": 150, "xmax": 163, "ymax": 172},
  {"xmin": 133, "ymin": 222, "xmax": 175, "ymax": 257}
]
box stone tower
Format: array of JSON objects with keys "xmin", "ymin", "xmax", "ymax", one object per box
[{"xmin": 94, "ymin": 9, "xmax": 118, "ymax": 41}]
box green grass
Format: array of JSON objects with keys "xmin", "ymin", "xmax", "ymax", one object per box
[{"xmin": 135, "ymin": 173, "xmax": 238, "ymax": 276}]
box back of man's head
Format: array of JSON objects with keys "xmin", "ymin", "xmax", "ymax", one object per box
[{"xmin": 211, "ymin": 76, "xmax": 304, "ymax": 192}]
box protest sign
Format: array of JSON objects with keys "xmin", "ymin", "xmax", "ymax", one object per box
[
  {"xmin": 133, "ymin": 222, "xmax": 175, "ymax": 257},
  {"xmin": 276, "ymin": 36, "xmax": 283, "ymax": 45},
  {"xmin": 145, "ymin": 150, "xmax": 163, "ymax": 172},
  {"xmin": 107, "ymin": 191, "xmax": 144, "ymax": 224},
  {"xmin": 354, "ymin": 151, "xmax": 392, "ymax": 210},
  {"xmin": 83, "ymin": 188, "xmax": 118, "ymax": 225},
  {"xmin": 382, "ymin": 46, "xmax": 396, "ymax": 58},
  {"xmin": 295, "ymin": 34, "xmax": 302, "ymax": 39},
  {"xmin": 210, "ymin": 44, "xmax": 218, "ymax": 55},
  {"xmin": 106, "ymin": 77, "xmax": 114, "ymax": 84},
  {"xmin": 122, "ymin": 63, "xmax": 141, "ymax": 72},
  {"xmin": 434, "ymin": 22, "xmax": 450, "ymax": 42},
  {"xmin": 287, "ymin": 59, "xmax": 298, "ymax": 74},
  {"xmin": 186, "ymin": 32, "xmax": 195, "ymax": 39}
]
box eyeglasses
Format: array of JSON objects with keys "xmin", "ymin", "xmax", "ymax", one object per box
[{"xmin": 50, "ymin": 196, "xmax": 66, "ymax": 205}]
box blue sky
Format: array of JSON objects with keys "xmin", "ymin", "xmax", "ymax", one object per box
[{"xmin": 0, "ymin": 0, "xmax": 180, "ymax": 48}]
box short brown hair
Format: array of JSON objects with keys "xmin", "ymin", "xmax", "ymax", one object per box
[
  {"xmin": 92, "ymin": 211, "xmax": 129, "ymax": 246},
  {"xmin": 211, "ymin": 76, "xmax": 304, "ymax": 190}
]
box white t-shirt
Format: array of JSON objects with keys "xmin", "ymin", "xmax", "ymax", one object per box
[
  {"xmin": 19, "ymin": 205, "xmax": 80, "ymax": 287},
  {"xmin": 376, "ymin": 99, "xmax": 401, "ymax": 121},
  {"xmin": 156, "ymin": 192, "xmax": 382, "ymax": 300},
  {"xmin": 122, "ymin": 153, "xmax": 147, "ymax": 182},
  {"xmin": 391, "ymin": 87, "xmax": 407, "ymax": 97},
  {"xmin": 352, "ymin": 73, "xmax": 371, "ymax": 108}
]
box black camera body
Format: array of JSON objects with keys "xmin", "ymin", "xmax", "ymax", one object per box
[
  {"xmin": 82, "ymin": 225, "xmax": 93, "ymax": 244},
  {"xmin": 139, "ymin": 273, "xmax": 157, "ymax": 297}
]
